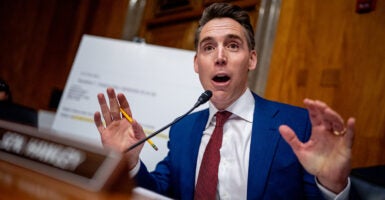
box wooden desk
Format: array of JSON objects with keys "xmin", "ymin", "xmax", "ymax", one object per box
[
  {"xmin": 0, "ymin": 160, "xmax": 133, "ymax": 199},
  {"xmin": 0, "ymin": 120, "xmax": 170, "ymax": 199}
]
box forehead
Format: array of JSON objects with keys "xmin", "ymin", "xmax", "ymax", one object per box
[{"xmin": 199, "ymin": 18, "xmax": 247, "ymax": 42}]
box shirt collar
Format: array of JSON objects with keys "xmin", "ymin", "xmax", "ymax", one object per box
[{"xmin": 206, "ymin": 88, "xmax": 255, "ymax": 128}]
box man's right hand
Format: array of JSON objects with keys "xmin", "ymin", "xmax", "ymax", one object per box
[{"xmin": 94, "ymin": 87, "xmax": 146, "ymax": 170}]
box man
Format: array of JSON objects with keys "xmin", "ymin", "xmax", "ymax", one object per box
[
  {"xmin": 0, "ymin": 79, "xmax": 12, "ymax": 102},
  {"xmin": 94, "ymin": 3, "xmax": 355, "ymax": 199}
]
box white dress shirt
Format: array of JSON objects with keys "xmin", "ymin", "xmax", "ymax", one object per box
[{"xmin": 195, "ymin": 89, "xmax": 254, "ymax": 199}]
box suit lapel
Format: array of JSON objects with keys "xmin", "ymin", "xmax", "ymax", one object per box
[
  {"xmin": 180, "ymin": 110, "xmax": 209, "ymax": 198},
  {"xmin": 247, "ymin": 94, "xmax": 281, "ymax": 199}
]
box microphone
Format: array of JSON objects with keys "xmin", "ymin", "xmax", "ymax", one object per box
[
  {"xmin": 194, "ymin": 90, "xmax": 213, "ymax": 108},
  {"xmin": 125, "ymin": 90, "xmax": 212, "ymax": 152}
]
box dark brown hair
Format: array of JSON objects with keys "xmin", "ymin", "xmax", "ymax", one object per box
[{"xmin": 194, "ymin": 3, "xmax": 255, "ymax": 50}]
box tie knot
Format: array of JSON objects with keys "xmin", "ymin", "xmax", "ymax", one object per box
[{"xmin": 215, "ymin": 111, "xmax": 232, "ymax": 127}]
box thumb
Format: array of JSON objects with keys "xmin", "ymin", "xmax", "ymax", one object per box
[
  {"xmin": 131, "ymin": 120, "xmax": 146, "ymax": 140},
  {"xmin": 279, "ymin": 125, "xmax": 302, "ymax": 152}
]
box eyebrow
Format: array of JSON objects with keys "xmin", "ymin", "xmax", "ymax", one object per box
[
  {"xmin": 226, "ymin": 34, "xmax": 243, "ymax": 41},
  {"xmin": 199, "ymin": 34, "xmax": 243, "ymax": 47},
  {"xmin": 199, "ymin": 36, "xmax": 214, "ymax": 47}
]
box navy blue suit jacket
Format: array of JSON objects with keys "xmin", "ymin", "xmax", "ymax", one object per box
[{"xmin": 134, "ymin": 93, "xmax": 324, "ymax": 199}]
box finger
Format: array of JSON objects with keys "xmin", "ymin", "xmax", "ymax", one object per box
[
  {"xmin": 97, "ymin": 93, "xmax": 113, "ymax": 125},
  {"xmin": 107, "ymin": 87, "xmax": 121, "ymax": 121},
  {"xmin": 312, "ymin": 99, "xmax": 333, "ymax": 131},
  {"xmin": 344, "ymin": 117, "xmax": 355, "ymax": 148},
  {"xmin": 117, "ymin": 93, "xmax": 133, "ymax": 118},
  {"xmin": 304, "ymin": 98, "xmax": 323, "ymax": 126},
  {"xmin": 94, "ymin": 111, "xmax": 105, "ymax": 134},
  {"xmin": 323, "ymin": 107, "xmax": 345, "ymax": 133},
  {"xmin": 132, "ymin": 120, "xmax": 146, "ymax": 140},
  {"xmin": 279, "ymin": 125, "xmax": 303, "ymax": 152}
]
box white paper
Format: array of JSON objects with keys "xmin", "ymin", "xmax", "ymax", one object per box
[{"xmin": 52, "ymin": 35, "xmax": 206, "ymax": 171}]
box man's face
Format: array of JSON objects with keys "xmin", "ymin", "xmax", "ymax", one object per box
[
  {"xmin": 194, "ymin": 18, "xmax": 257, "ymax": 110},
  {"xmin": 0, "ymin": 91, "xmax": 8, "ymax": 101}
]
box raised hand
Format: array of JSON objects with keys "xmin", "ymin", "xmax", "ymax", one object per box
[
  {"xmin": 94, "ymin": 87, "xmax": 146, "ymax": 169},
  {"xmin": 279, "ymin": 99, "xmax": 355, "ymax": 193}
]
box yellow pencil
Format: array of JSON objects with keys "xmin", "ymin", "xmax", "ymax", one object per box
[{"xmin": 119, "ymin": 108, "xmax": 158, "ymax": 151}]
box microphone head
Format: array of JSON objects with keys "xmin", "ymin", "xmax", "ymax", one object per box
[
  {"xmin": 202, "ymin": 90, "xmax": 212, "ymax": 101},
  {"xmin": 194, "ymin": 90, "xmax": 212, "ymax": 107}
]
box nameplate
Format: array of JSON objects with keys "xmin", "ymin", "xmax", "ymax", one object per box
[{"xmin": 0, "ymin": 120, "xmax": 124, "ymax": 191}]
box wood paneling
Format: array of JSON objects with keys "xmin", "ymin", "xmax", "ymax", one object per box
[
  {"xmin": 0, "ymin": 0, "xmax": 129, "ymax": 111},
  {"xmin": 265, "ymin": 0, "xmax": 385, "ymax": 167}
]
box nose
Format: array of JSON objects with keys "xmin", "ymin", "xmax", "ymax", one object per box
[{"xmin": 215, "ymin": 46, "xmax": 227, "ymax": 66}]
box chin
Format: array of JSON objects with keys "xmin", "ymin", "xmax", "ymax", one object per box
[{"xmin": 211, "ymin": 91, "xmax": 230, "ymax": 102}]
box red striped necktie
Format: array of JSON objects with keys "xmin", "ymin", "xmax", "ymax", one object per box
[{"xmin": 194, "ymin": 111, "xmax": 232, "ymax": 200}]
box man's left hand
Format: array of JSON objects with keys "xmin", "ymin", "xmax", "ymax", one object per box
[{"xmin": 279, "ymin": 98, "xmax": 355, "ymax": 193}]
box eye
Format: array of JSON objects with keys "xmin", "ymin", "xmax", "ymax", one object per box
[
  {"xmin": 203, "ymin": 44, "xmax": 215, "ymax": 52},
  {"xmin": 227, "ymin": 42, "xmax": 240, "ymax": 51}
]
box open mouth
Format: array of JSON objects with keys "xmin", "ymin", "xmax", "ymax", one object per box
[{"xmin": 213, "ymin": 75, "xmax": 230, "ymax": 83}]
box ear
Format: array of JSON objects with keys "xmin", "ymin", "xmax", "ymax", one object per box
[
  {"xmin": 248, "ymin": 50, "xmax": 257, "ymax": 71},
  {"xmin": 194, "ymin": 54, "xmax": 199, "ymax": 73}
]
